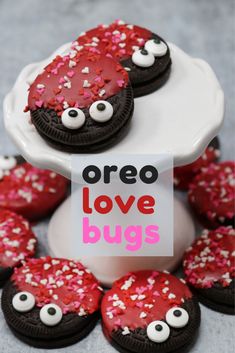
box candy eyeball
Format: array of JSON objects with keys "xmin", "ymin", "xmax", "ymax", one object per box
[
  {"xmin": 144, "ymin": 39, "xmax": 168, "ymax": 57},
  {"xmin": 12, "ymin": 291, "xmax": 36, "ymax": 313},
  {"xmin": 147, "ymin": 321, "xmax": 170, "ymax": 343},
  {"xmin": 166, "ymin": 307, "xmax": 189, "ymax": 328},
  {"xmin": 40, "ymin": 303, "xmax": 63, "ymax": 326},
  {"xmin": 61, "ymin": 108, "xmax": 86, "ymax": 129},
  {"xmin": 0, "ymin": 156, "xmax": 17, "ymax": 170},
  {"xmin": 132, "ymin": 49, "xmax": 155, "ymax": 68},
  {"xmin": 89, "ymin": 101, "xmax": 113, "ymax": 122}
]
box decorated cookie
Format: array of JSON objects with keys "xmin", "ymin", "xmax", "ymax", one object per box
[
  {"xmin": 188, "ymin": 161, "xmax": 235, "ymax": 228},
  {"xmin": 183, "ymin": 227, "xmax": 235, "ymax": 314},
  {"xmin": 75, "ymin": 20, "xmax": 171, "ymax": 97},
  {"xmin": 101, "ymin": 270, "xmax": 200, "ymax": 353},
  {"xmin": 0, "ymin": 155, "xmax": 68, "ymax": 221},
  {"xmin": 0, "ymin": 209, "xmax": 37, "ymax": 287},
  {"xmin": 26, "ymin": 47, "xmax": 133, "ymax": 152},
  {"xmin": 1, "ymin": 257, "xmax": 103, "ymax": 348},
  {"xmin": 174, "ymin": 137, "xmax": 220, "ymax": 190}
]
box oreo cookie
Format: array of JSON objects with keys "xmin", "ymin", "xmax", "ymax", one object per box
[
  {"xmin": 174, "ymin": 137, "xmax": 220, "ymax": 190},
  {"xmin": 75, "ymin": 19, "xmax": 171, "ymax": 97},
  {"xmin": 101, "ymin": 270, "xmax": 200, "ymax": 353},
  {"xmin": 1, "ymin": 257, "xmax": 103, "ymax": 348},
  {"xmin": 0, "ymin": 155, "xmax": 68, "ymax": 221},
  {"xmin": 183, "ymin": 226, "xmax": 235, "ymax": 314},
  {"xmin": 188, "ymin": 161, "xmax": 235, "ymax": 228},
  {"xmin": 26, "ymin": 48, "xmax": 134, "ymax": 152},
  {"xmin": 0, "ymin": 209, "xmax": 37, "ymax": 288}
]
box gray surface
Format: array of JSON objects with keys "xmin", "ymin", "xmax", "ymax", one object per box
[{"xmin": 0, "ymin": 0, "xmax": 234, "ymax": 352}]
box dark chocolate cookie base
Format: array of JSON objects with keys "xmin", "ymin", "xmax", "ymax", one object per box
[
  {"xmin": 194, "ymin": 290, "xmax": 235, "ymax": 315},
  {"xmin": 31, "ymin": 85, "xmax": 134, "ymax": 153},
  {"xmin": 102, "ymin": 297, "xmax": 201, "ymax": 353},
  {"xmin": 33, "ymin": 101, "xmax": 134, "ymax": 153},
  {"xmin": 133, "ymin": 62, "xmax": 171, "ymax": 98},
  {"xmin": 8, "ymin": 313, "xmax": 99, "ymax": 349},
  {"xmin": 0, "ymin": 267, "xmax": 13, "ymax": 288},
  {"xmin": 2, "ymin": 281, "xmax": 100, "ymax": 349},
  {"xmin": 191, "ymin": 281, "xmax": 235, "ymax": 315}
]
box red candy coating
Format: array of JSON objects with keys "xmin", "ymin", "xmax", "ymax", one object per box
[
  {"xmin": 28, "ymin": 49, "xmax": 129, "ymax": 115},
  {"xmin": 12, "ymin": 257, "xmax": 103, "ymax": 315},
  {"xmin": 0, "ymin": 162, "xmax": 68, "ymax": 221},
  {"xmin": 0, "ymin": 210, "xmax": 37, "ymax": 268},
  {"xmin": 188, "ymin": 161, "xmax": 235, "ymax": 227},
  {"xmin": 101, "ymin": 271, "xmax": 192, "ymax": 333},
  {"xmin": 174, "ymin": 144, "xmax": 220, "ymax": 190},
  {"xmin": 76, "ymin": 20, "xmax": 151, "ymax": 61},
  {"xmin": 183, "ymin": 227, "xmax": 235, "ymax": 289}
]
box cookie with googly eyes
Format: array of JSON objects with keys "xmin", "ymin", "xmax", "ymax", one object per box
[
  {"xmin": 0, "ymin": 155, "xmax": 68, "ymax": 221},
  {"xmin": 188, "ymin": 161, "xmax": 235, "ymax": 228},
  {"xmin": 26, "ymin": 47, "xmax": 133, "ymax": 153},
  {"xmin": 1, "ymin": 256, "xmax": 103, "ymax": 348},
  {"xmin": 174, "ymin": 137, "xmax": 220, "ymax": 190},
  {"xmin": 183, "ymin": 226, "xmax": 235, "ymax": 314},
  {"xmin": 101, "ymin": 270, "xmax": 200, "ymax": 353},
  {"xmin": 0, "ymin": 209, "xmax": 37, "ymax": 287},
  {"xmin": 75, "ymin": 19, "xmax": 171, "ymax": 97}
]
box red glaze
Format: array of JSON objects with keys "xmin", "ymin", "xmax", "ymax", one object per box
[
  {"xmin": 174, "ymin": 144, "xmax": 220, "ymax": 190},
  {"xmin": 101, "ymin": 271, "xmax": 192, "ymax": 333},
  {"xmin": 0, "ymin": 162, "xmax": 68, "ymax": 221},
  {"xmin": 0, "ymin": 210, "xmax": 36, "ymax": 268},
  {"xmin": 183, "ymin": 227, "xmax": 235, "ymax": 289},
  {"xmin": 12, "ymin": 257, "xmax": 103, "ymax": 315},
  {"xmin": 188, "ymin": 161, "xmax": 235, "ymax": 227},
  {"xmin": 75, "ymin": 20, "xmax": 151, "ymax": 62},
  {"xmin": 27, "ymin": 48, "xmax": 129, "ymax": 115}
]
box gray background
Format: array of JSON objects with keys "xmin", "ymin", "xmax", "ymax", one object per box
[{"xmin": 0, "ymin": 0, "xmax": 234, "ymax": 352}]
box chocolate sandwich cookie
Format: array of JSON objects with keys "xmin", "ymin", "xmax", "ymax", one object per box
[
  {"xmin": 0, "ymin": 155, "xmax": 68, "ymax": 221},
  {"xmin": 75, "ymin": 19, "xmax": 171, "ymax": 97},
  {"xmin": 174, "ymin": 137, "xmax": 220, "ymax": 190},
  {"xmin": 0, "ymin": 209, "xmax": 37, "ymax": 287},
  {"xmin": 26, "ymin": 48, "xmax": 133, "ymax": 152},
  {"xmin": 1, "ymin": 257, "xmax": 103, "ymax": 348},
  {"xmin": 101, "ymin": 270, "xmax": 200, "ymax": 353},
  {"xmin": 183, "ymin": 227, "xmax": 235, "ymax": 314},
  {"xmin": 188, "ymin": 161, "xmax": 235, "ymax": 228}
]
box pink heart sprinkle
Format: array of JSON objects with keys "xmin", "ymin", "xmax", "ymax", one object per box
[
  {"xmin": 56, "ymin": 96, "xmax": 65, "ymax": 103},
  {"xmin": 117, "ymin": 79, "xmax": 125, "ymax": 87},
  {"xmin": 35, "ymin": 100, "xmax": 43, "ymax": 108},
  {"xmin": 67, "ymin": 71, "xmax": 75, "ymax": 78}
]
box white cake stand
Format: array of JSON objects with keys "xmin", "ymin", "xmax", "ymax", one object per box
[{"xmin": 3, "ymin": 42, "xmax": 224, "ymax": 286}]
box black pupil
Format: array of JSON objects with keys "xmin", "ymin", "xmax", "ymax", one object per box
[
  {"xmin": 174, "ymin": 309, "xmax": 182, "ymax": 317},
  {"xmin": 68, "ymin": 109, "xmax": 78, "ymax": 118},
  {"xmin": 155, "ymin": 324, "xmax": 163, "ymax": 332},
  {"xmin": 140, "ymin": 49, "xmax": 148, "ymax": 55},
  {"xmin": 154, "ymin": 38, "xmax": 161, "ymax": 44},
  {"xmin": 4, "ymin": 156, "xmax": 9, "ymax": 160},
  {"xmin": 20, "ymin": 294, "xmax": 27, "ymax": 301},
  {"xmin": 97, "ymin": 103, "xmax": 106, "ymax": 111},
  {"xmin": 48, "ymin": 307, "xmax": 56, "ymax": 316}
]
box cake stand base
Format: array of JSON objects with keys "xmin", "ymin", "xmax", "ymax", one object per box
[{"xmin": 48, "ymin": 196, "xmax": 195, "ymax": 287}]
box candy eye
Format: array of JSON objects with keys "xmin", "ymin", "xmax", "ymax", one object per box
[
  {"xmin": 147, "ymin": 321, "xmax": 170, "ymax": 343},
  {"xmin": 166, "ymin": 307, "xmax": 189, "ymax": 328},
  {"xmin": 89, "ymin": 101, "xmax": 113, "ymax": 122},
  {"xmin": 12, "ymin": 291, "xmax": 35, "ymax": 313},
  {"xmin": 61, "ymin": 108, "xmax": 85, "ymax": 129},
  {"xmin": 0, "ymin": 156, "xmax": 17, "ymax": 170},
  {"xmin": 40, "ymin": 304, "xmax": 63, "ymax": 326},
  {"xmin": 145, "ymin": 39, "xmax": 168, "ymax": 57},
  {"xmin": 132, "ymin": 49, "xmax": 155, "ymax": 68}
]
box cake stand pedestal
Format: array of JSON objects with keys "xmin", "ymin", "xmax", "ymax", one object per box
[{"xmin": 4, "ymin": 42, "xmax": 224, "ymax": 286}]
